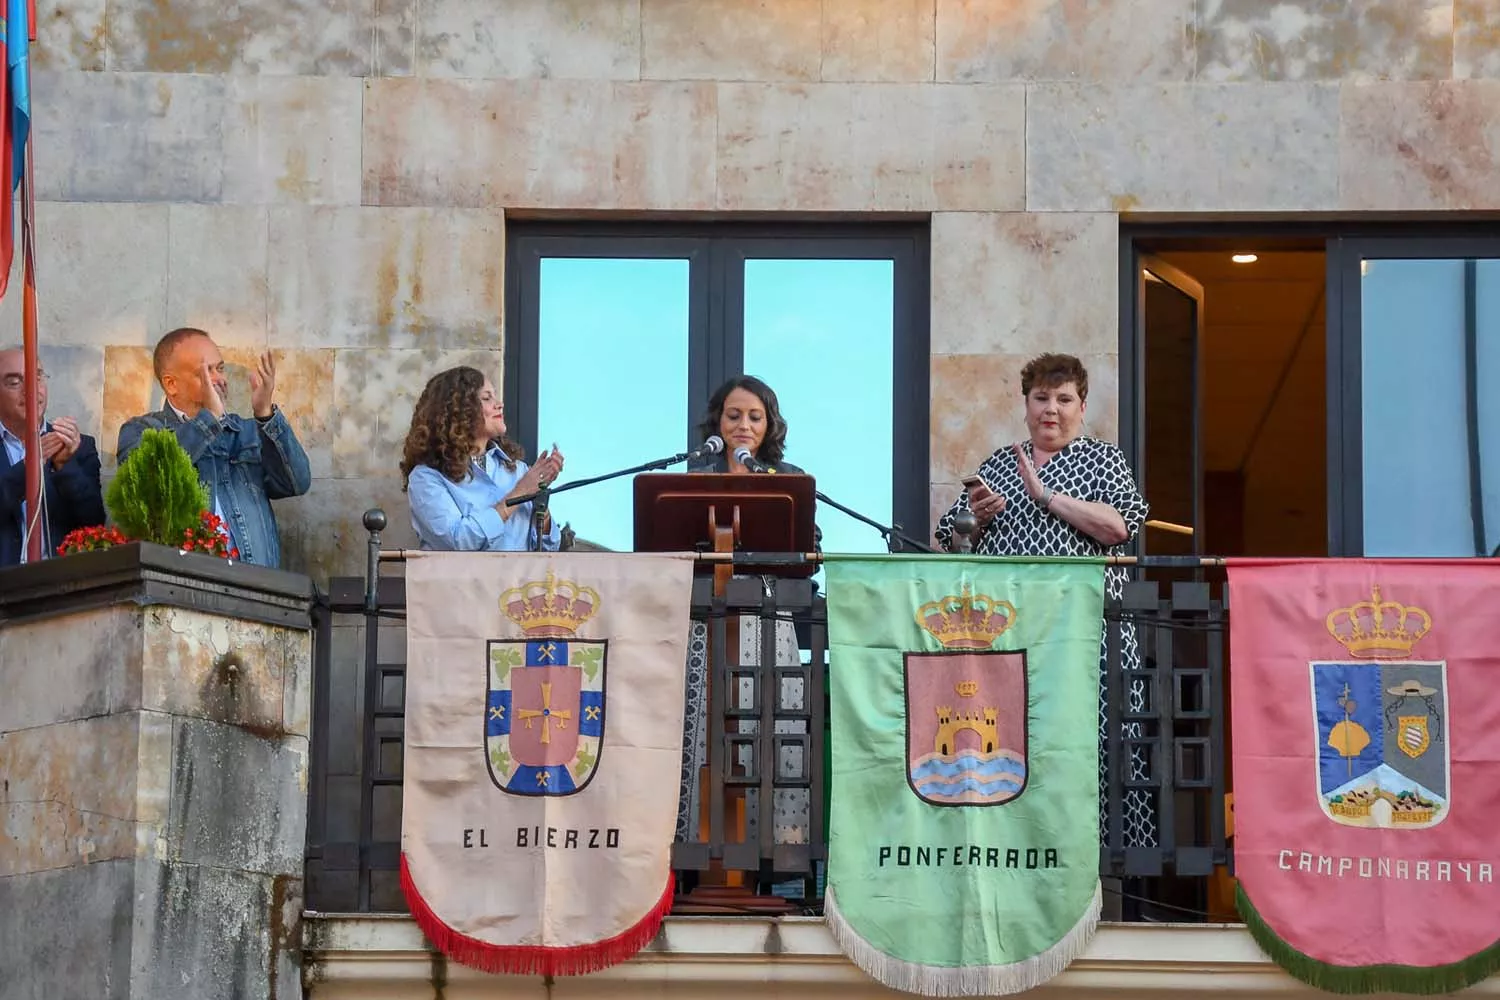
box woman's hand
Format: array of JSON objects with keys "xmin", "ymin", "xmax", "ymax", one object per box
[
  {"xmin": 1012, "ymin": 444, "xmax": 1046, "ymax": 503},
  {"xmin": 966, "ymin": 480, "xmax": 1007, "ymax": 528}
]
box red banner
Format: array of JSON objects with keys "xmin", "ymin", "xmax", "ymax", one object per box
[{"xmin": 1229, "ymin": 559, "xmax": 1500, "ymax": 993}]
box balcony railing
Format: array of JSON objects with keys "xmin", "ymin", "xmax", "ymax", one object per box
[{"xmin": 304, "ymin": 521, "xmax": 1232, "ymax": 922}]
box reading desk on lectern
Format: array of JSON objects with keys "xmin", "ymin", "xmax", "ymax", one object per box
[{"xmin": 631, "ymin": 471, "xmax": 815, "ymax": 914}]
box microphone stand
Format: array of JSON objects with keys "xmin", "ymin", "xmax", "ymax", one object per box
[
  {"xmin": 508, "ymin": 447, "xmax": 719, "ymax": 551},
  {"xmin": 814, "ymin": 489, "xmax": 935, "ymax": 554}
]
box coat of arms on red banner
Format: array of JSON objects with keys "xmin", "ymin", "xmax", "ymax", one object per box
[
  {"xmin": 1314, "ymin": 586, "xmax": 1447, "ymax": 829},
  {"xmin": 486, "ymin": 572, "xmax": 606, "ymax": 796},
  {"xmin": 906, "ymin": 585, "xmax": 1028, "ymax": 806}
]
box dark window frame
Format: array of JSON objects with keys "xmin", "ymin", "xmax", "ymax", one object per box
[
  {"xmin": 504, "ymin": 221, "xmax": 932, "ymax": 547},
  {"xmin": 1119, "ymin": 222, "xmax": 1500, "ymax": 558}
]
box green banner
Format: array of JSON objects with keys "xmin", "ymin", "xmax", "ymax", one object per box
[{"xmin": 824, "ymin": 555, "xmax": 1106, "ymax": 996}]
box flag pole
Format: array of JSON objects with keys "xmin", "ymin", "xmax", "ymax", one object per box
[
  {"xmin": 14, "ymin": 0, "xmax": 39, "ymax": 562},
  {"xmin": 19, "ymin": 121, "xmax": 38, "ymax": 561}
]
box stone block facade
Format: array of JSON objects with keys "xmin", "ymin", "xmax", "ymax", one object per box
[
  {"xmin": 5, "ymin": 0, "xmax": 1498, "ymax": 580},
  {"xmin": 0, "ymin": 589, "xmax": 311, "ymax": 999}
]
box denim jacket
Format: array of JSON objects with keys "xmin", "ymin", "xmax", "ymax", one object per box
[{"xmin": 116, "ymin": 404, "xmax": 312, "ymax": 568}]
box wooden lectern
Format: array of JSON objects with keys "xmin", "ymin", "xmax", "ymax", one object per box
[{"xmin": 633, "ymin": 472, "xmax": 817, "ymax": 913}]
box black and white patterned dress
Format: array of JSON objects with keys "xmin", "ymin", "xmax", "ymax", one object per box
[{"xmin": 934, "ymin": 436, "xmax": 1156, "ymax": 848}]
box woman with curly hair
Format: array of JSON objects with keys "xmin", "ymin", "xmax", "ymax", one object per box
[{"xmin": 401, "ymin": 366, "xmax": 564, "ymax": 551}]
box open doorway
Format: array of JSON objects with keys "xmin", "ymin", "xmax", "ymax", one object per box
[{"xmin": 1136, "ymin": 245, "xmax": 1328, "ymax": 558}]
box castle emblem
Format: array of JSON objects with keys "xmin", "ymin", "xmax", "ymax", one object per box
[
  {"xmin": 1312, "ymin": 586, "xmax": 1448, "ymax": 829},
  {"xmin": 486, "ymin": 571, "xmax": 606, "ymax": 796},
  {"xmin": 905, "ymin": 585, "xmax": 1028, "ymax": 806}
]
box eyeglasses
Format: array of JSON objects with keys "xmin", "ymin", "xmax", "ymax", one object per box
[{"xmin": 0, "ymin": 371, "xmax": 48, "ymax": 391}]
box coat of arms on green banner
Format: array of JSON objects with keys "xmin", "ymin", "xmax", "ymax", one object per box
[{"xmin": 823, "ymin": 556, "xmax": 1105, "ymax": 997}]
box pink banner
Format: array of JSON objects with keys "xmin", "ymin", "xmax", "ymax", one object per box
[{"xmin": 1229, "ymin": 559, "xmax": 1500, "ymax": 970}]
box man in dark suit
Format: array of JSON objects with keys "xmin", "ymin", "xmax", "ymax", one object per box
[{"xmin": 0, "ymin": 347, "xmax": 106, "ymax": 565}]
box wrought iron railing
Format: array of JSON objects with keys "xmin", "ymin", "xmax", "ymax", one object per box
[{"xmin": 304, "ymin": 515, "xmax": 1233, "ymax": 921}]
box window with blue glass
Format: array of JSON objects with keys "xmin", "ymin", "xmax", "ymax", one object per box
[
  {"xmin": 504, "ymin": 225, "xmax": 929, "ymax": 555},
  {"xmin": 1342, "ymin": 246, "xmax": 1500, "ymax": 557}
]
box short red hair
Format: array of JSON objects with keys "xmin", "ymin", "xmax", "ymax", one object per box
[{"xmin": 1020, "ymin": 353, "xmax": 1089, "ymax": 401}]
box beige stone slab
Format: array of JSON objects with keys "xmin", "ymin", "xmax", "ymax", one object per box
[
  {"xmin": 267, "ymin": 207, "xmax": 505, "ymax": 349},
  {"xmin": 329, "ymin": 347, "xmax": 502, "ymax": 479},
  {"xmin": 930, "ymin": 351, "xmax": 1118, "ymax": 484},
  {"xmin": 104, "ymin": 0, "xmax": 408, "ymax": 74},
  {"xmin": 39, "ymin": 203, "xmax": 171, "ymax": 346},
  {"xmin": 931, "ymin": 353, "xmax": 1026, "ymax": 484},
  {"xmin": 937, "ymin": 0, "xmax": 1193, "ymax": 82},
  {"xmin": 1196, "ymin": 0, "xmax": 1453, "ymax": 83},
  {"xmin": 33, "ymin": 0, "xmax": 109, "ymax": 71},
  {"xmin": 33, "ymin": 71, "xmax": 225, "ymax": 203},
  {"xmin": 642, "ymin": 0, "xmax": 821, "ymax": 81},
  {"xmin": 276, "ymin": 474, "xmax": 419, "ymax": 580},
  {"xmin": 821, "ymin": 0, "xmax": 936, "ymax": 82},
  {"xmin": 362, "ymin": 78, "xmax": 718, "ymax": 210},
  {"xmin": 166, "ymin": 205, "xmax": 270, "ymax": 347},
  {"xmin": 374, "ymin": 0, "xmax": 419, "ymax": 77},
  {"xmin": 1026, "ymin": 83, "xmax": 1341, "ymax": 212},
  {"xmin": 929, "ymin": 481, "xmax": 959, "ymax": 548},
  {"xmin": 35, "ymin": 345, "xmax": 106, "ymax": 447},
  {"xmin": 140, "ymin": 606, "xmax": 304, "ymax": 736},
  {"xmin": 931, "ymin": 213, "xmax": 1118, "ymax": 357},
  {"xmin": 0, "ymin": 203, "xmax": 169, "ymax": 353},
  {"xmin": 0, "ymin": 607, "xmax": 143, "ymax": 731},
  {"xmin": 1456, "ymin": 0, "xmax": 1500, "ymax": 78},
  {"xmin": 1341, "ymin": 81, "xmax": 1500, "ymax": 209},
  {"xmin": 717, "ymin": 82, "xmax": 1025, "ymax": 211},
  {"xmin": 100, "ymin": 347, "xmax": 158, "ymax": 468},
  {"xmin": 209, "ymin": 346, "xmax": 338, "ymax": 479},
  {"xmin": 0, "ymin": 714, "xmax": 145, "ymax": 874},
  {"xmin": 419, "ymin": 0, "xmax": 640, "ymax": 79},
  {"xmin": 220, "ymin": 77, "xmax": 364, "ymax": 206}
]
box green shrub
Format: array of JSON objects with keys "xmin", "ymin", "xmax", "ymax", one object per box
[{"xmin": 106, "ymin": 429, "xmax": 210, "ymax": 546}]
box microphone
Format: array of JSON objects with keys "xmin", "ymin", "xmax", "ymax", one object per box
[
  {"xmin": 687, "ymin": 435, "xmax": 724, "ymax": 462},
  {"xmin": 733, "ymin": 446, "xmax": 771, "ymax": 474}
]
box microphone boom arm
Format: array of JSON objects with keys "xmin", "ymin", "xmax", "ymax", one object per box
[{"xmin": 815, "ymin": 489, "xmax": 935, "ymax": 554}]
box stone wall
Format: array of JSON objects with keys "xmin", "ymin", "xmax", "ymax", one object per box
[
  {"xmin": 6, "ymin": 0, "xmax": 1499, "ymax": 579},
  {"xmin": 0, "ymin": 597, "xmax": 311, "ymax": 999}
]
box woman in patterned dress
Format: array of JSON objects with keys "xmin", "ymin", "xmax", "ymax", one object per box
[{"xmin": 933, "ymin": 353, "xmax": 1156, "ymax": 849}]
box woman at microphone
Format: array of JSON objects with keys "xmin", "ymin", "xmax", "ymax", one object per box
[
  {"xmin": 678, "ymin": 374, "xmax": 810, "ymax": 866},
  {"xmin": 400, "ymin": 366, "xmax": 564, "ymax": 551},
  {"xmin": 688, "ymin": 375, "xmax": 806, "ymax": 475}
]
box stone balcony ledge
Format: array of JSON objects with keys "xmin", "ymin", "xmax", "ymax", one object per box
[{"xmin": 303, "ymin": 913, "xmax": 1480, "ymax": 998}]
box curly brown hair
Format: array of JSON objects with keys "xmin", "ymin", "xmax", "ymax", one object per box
[
  {"xmin": 1019, "ymin": 353, "xmax": 1089, "ymax": 401},
  {"xmin": 400, "ymin": 366, "xmax": 523, "ymax": 489}
]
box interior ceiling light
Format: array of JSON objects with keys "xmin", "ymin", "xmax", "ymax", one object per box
[{"xmin": 1231, "ymin": 253, "xmax": 1258, "ymax": 264}]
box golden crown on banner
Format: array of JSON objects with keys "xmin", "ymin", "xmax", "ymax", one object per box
[
  {"xmin": 500, "ymin": 571, "xmax": 599, "ymax": 638},
  {"xmin": 915, "ymin": 585, "xmax": 1016, "ymax": 650},
  {"xmin": 1324, "ymin": 585, "xmax": 1432, "ymax": 659}
]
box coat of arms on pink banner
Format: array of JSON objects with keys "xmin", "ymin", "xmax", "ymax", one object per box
[
  {"xmin": 1230, "ymin": 562, "xmax": 1500, "ymax": 994},
  {"xmin": 905, "ymin": 586, "xmax": 1028, "ymax": 806}
]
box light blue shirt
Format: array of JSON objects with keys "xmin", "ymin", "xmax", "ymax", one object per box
[
  {"xmin": 408, "ymin": 444, "xmax": 561, "ymax": 552},
  {"xmin": 3, "ymin": 421, "xmax": 46, "ymax": 560},
  {"xmin": 0, "ymin": 422, "xmax": 24, "ymax": 466}
]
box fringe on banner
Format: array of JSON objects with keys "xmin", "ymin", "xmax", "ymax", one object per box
[
  {"xmin": 1237, "ymin": 884, "xmax": 1500, "ymax": 995},
  {"xmin": 824, "ymin": 882, "xmax": 1100, "ymax": 997},
  {"xmin": 400, "ymin": 854, "xmax": 674, "ymax": 977}
]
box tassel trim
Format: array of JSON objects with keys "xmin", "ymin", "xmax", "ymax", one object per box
[
  {"xmin": 1238, "ymin": 884, "xmax": 1500, "ymax": 995},
  {"xmin": 824, "ymin": 882, "xmax": 1100, "ymax": 997},
  {"xmin": 400, "ymin": 853, "xmax": 673, "ymax": 977}
]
